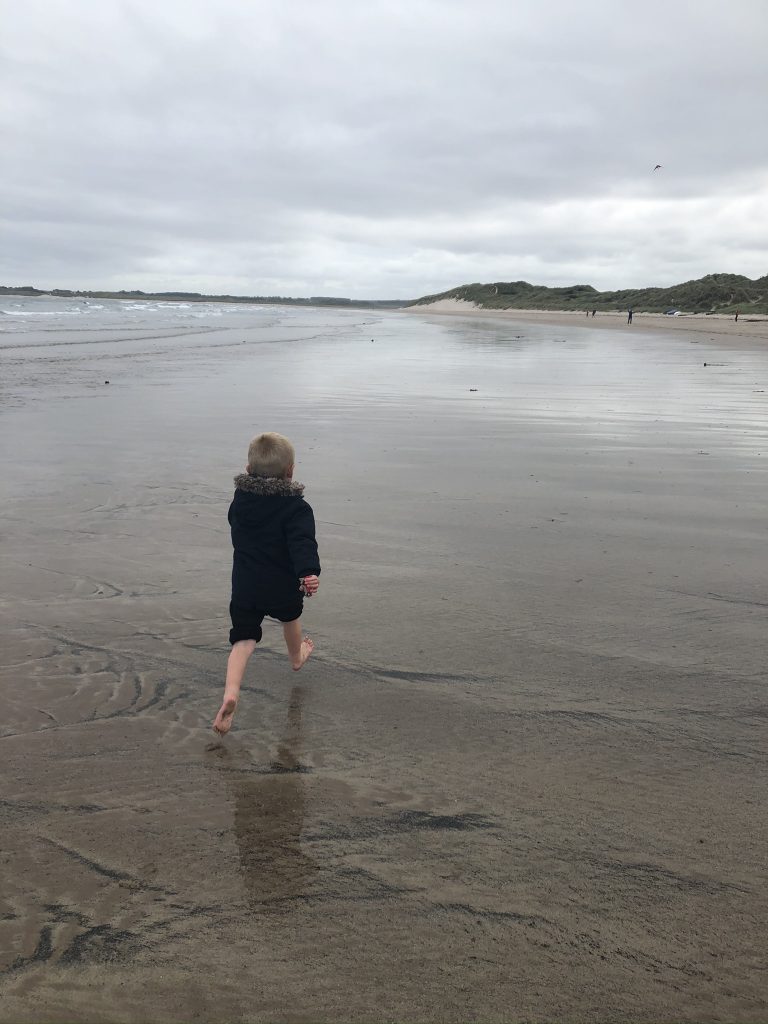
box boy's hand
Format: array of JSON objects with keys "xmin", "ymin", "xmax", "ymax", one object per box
[{"xmin": 300, "ymin": 575, "xmax": 319, "ymax": 597}]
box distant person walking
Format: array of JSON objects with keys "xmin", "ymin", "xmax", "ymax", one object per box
[
  {"xmin": 627, "ymin": 308, "xmax": 633, "ymax": 324},
  {"xmin": 592, "ymin": 309, "xmax": 596, "ymax": 317},
  {"xmin": 735, "ymin": 310, "xmax": 740, "ymax": 322}
]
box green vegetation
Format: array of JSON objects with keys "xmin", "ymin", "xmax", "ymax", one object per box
[
  {"xmin": 411, "ymin": 273, "xmax": 768, "ymax": 315},
  {"xmin": 4, "ymin": 273, "xmax": 767, "ymax": 314},
  {"xmin": 0, "ymin": 285, "xmax": 407, "ymax": 309}
]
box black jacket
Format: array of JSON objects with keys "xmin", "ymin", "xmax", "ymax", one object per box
[{"xmin": 229, "ymin": 474, "xmax": 321, "ymax": 609}]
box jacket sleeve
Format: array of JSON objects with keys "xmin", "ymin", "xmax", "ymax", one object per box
[{"xmin": 285, "ymin": 501, "xmax": 321, "ymax": 578}]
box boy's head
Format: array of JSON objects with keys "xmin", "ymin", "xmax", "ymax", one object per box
[{"xmin": 246, "ymin": 432, "xmax": 295, "ymax": 478}]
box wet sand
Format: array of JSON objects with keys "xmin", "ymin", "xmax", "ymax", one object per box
[{"xmin": 1, "ymin": 307, "xmax": 767, "ymax": 1022}]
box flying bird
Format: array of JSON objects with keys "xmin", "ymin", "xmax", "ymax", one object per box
[{"xmin": 653, "ymin": 164, "xmax": 663, "ymax": 171}]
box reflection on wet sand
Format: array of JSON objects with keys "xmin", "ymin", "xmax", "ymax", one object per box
[{"xmin": 226, "ymin": 686, "xmax": 318, "ymax": 908}]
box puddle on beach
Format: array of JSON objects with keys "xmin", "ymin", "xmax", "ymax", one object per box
[{"xmin": 208, "ymin": 686, "xmax": 320, "ymax": 907}]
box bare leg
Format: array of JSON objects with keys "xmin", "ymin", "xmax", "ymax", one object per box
[
  {"xmin": 213, "ymin": 639, "xmax": 257, "ymax": 735},
  {"xmin": 283, "ymin": 619, "xmax": 314, "ymax": 671}
]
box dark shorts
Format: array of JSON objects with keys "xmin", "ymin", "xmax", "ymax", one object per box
[{"xmin": 229, "ymin": 598, "xmax": 303, "ymax": 645}]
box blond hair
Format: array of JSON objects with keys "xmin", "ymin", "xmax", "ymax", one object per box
[{"xmin": 246, "ymin": 432, "xmax": 295, "ymax": 478}]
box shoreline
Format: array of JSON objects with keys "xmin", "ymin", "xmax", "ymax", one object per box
[{"xmin": 405, "ymin": 298, "xmax": 768, "ymax": 342}]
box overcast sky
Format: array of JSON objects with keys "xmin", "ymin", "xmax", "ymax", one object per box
[{"xmin": 2, "ymin": 0, "xmax": 767, "ymax": 298}]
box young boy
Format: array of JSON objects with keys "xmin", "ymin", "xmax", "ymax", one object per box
[{"xmin": 213, "ymin": 432, "xmax": 320, "ymax": 736}]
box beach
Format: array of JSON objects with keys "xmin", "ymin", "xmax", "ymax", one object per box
[
  {"xmin": 407, "ymin": 297, "xmax": 768, "ymax": 343},
  {"xmin": 1, "ymin": 298, "xmax": 767, "ymax": 1022}
]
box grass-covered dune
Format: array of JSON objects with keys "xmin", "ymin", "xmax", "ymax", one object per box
[{"xmin": 411, "ymin": 273, "xmax": 768, "ymax": 315}]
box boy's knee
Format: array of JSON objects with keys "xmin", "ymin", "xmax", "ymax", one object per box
[{"xmin": 231, "ymin": 638, "xmax": 258, "ymax": 653}]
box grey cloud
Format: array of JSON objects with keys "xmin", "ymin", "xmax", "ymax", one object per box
[{"xmin": 2, "ymin": 0, "xmax": 767, "ymax": 296}]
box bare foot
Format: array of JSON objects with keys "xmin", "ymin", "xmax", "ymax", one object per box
[
  {"xmin": 291, "ymin": 637, "xmax": 314, "ymax": 671},
  {"xmin": 212, "ymin": 697, "xmax": 237, "ymax": 735}
]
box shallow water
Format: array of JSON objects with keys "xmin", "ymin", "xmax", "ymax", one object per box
[{"xmin": 1, "ymin": 300, "xmax": 767, "ymax": 1021}]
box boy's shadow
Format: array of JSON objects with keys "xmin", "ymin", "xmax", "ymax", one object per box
[{"xmin": 214, "ymin": 685, "xmax": 318, "ymax": 909}]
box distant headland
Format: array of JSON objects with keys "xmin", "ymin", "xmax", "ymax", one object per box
[{"xmin": 0, "ymin": 286, "xmax": 407, "ymax": 310}]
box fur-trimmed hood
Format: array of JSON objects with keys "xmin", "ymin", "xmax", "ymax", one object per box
[{"xmin": 233, "ymin": 473, "xmax": 305, "ymax": 497}]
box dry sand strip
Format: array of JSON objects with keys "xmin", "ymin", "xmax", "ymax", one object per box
[{"xmin": 407, "ymin": 298, "xmax": 768, "ymax": 344}]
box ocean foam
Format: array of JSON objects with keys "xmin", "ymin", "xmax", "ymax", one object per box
[{"xmin": 1, "ymin": 309, "xmax": 82, "ymax": 316}]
